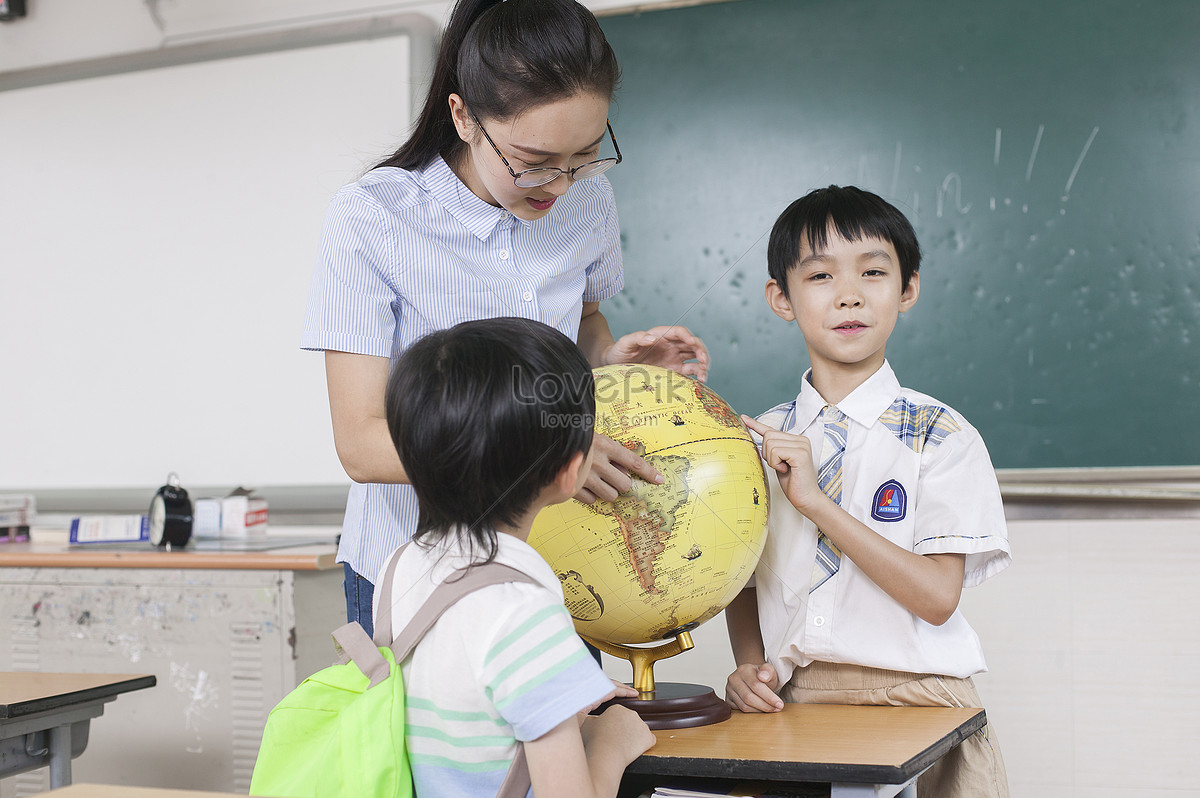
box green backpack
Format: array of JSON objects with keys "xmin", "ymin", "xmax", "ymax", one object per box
[{"xmin": 250, "ymin": 545, "xmax": 536, "ymax": 798}]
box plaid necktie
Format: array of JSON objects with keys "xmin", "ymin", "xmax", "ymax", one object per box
[{"xmin": 810, "ymin": 405, "xmax": 849, "ymax": 592}]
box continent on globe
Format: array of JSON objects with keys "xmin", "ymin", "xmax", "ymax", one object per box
[
  {"xmin": 559, "ymin": 569, "xmax": 604, "ymax": 622},
  {"xmin": 612, "ymin": 451, "xmax": 691, "ymax": 594},
  {"xmin": 693, "ymin": 382, "xmax": 742, "ymax": 428}
]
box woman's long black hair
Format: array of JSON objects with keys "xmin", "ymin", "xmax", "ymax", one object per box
[{"xmin": 375, "ymin": 0, "xmax": 620, "ymax": 172}]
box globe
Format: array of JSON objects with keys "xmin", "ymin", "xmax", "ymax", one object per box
[{"xmin": 529, "ymin": 364, "xmax": 770, "ymax": 659}]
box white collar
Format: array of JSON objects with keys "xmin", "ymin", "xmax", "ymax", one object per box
[{"xmin": 790, "ymin": 361, "xmax": 903, "ymax": 431}]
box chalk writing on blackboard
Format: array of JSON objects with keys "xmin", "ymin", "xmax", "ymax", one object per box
[
  {"xmin": 1063, "ymin": 126, "xmax": 1100, "ymax": 200},
  {"xmin": 899, "ymin": 124, "xmax": 1101, "ymax": 225},
  {"xmin": 936, "ymin": 172, "xmax": 971, "ymax": 219},
  {"xmin": 1025, "ymin": 124, "xmax": 1045, "ymax": 183},
  {"xmin": 891, "ymin": 141, "xmax": 904, "ymax": 198}
]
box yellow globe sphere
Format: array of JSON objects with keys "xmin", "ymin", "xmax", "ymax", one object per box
[{"xmin": 529, "ymin": 364, "xmax": 769, "ymax": 646}]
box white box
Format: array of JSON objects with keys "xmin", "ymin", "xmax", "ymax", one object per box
[
  {"xmin": 193, "ymin": 498, "xmax": 223, "ymax": 536},
  {"xmin": 69, "ymin": 515, "xmax": 149, "ymax": 543},
  {"xmin": 220, "ymin": 493, "xmax": 268, "ymax": 536}
]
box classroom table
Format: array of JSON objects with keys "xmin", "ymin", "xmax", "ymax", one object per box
[
  {"xmin": 0, "ymin": 672, "xmax": 156, "ymax": 789},
  {"xmin": 619, "ymin": 703, "xmax": 986, "ymax": 798},
  {"xmin": 44, "ymin": 784, "xmax": 244, "ymax": 798}
]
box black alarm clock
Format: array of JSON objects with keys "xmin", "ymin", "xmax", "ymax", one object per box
[{"xmin": 148, "ymin": 473, "xmax": 193, "ymax": 548}]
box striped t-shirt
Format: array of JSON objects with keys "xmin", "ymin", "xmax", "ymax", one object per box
[
  {"xmin": 300, "ymin": 156, "xmax": 625, "ymax": 583},
  {"xmin": 374, "ymin": 533, "xmax": 614, "ymax": 798}
]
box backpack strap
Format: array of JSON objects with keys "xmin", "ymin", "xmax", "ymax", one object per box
[
  {"xmin": 495, "ymin": 744, "xmax": 531, "ymax": 798},
  {"xmin": 327, "ymin": 544, "xmax": 409, "ymax": 688},
  {"xmin": 389, "ymin": 561, "xmax": 538, "ymax": 661},
  {"xmin": 371, "ymin": 542, "xmax": 409, "ymax": 649},
  {"xmin": 332, "ymin": 622, "xmax": 389, "ymax": 687},
  {"xmin": 374, "ymin": 543, "xmax": 539, "ymax": 798}
]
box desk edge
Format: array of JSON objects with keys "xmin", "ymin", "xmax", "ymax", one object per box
[
  {"xmin": 0, "ymin": 675, "xmax": 158, "ymax": 719},
  {"xmin": 897, "ymin": 707, "xmax": 986, "ymax": 777},
  {"xmin": 625, "ymin": 708, "xmax": 987, "ymax": 785}
]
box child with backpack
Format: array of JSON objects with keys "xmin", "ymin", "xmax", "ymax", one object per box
[{"xmin": 376, "ymin": 317, "xmax": 655, "ymax": 797}]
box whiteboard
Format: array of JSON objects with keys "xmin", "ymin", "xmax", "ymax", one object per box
[{"xmin": 0, "ymin": 35, "xmax": 412, "ymax": 489}]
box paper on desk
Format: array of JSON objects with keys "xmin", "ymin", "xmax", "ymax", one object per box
[{"xmin": 652, "ymin": 783, "xmax": 821, "ymax": 797}]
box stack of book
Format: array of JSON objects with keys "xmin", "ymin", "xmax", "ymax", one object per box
[{"xmin": 0, "ymin": 493, "xmax": 35, "ymax": 542}]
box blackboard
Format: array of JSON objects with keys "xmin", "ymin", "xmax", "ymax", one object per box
[{"xmin": 599, "ymin": 0, "xmax": 1199, "ymax": 469}]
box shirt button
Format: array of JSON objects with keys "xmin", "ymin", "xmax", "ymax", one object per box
[
  {"xmin": 522, "ymin": 290, "xmax": 533, "ymax": 302},
  {"xmin": 498, "ymin": 249, "xmax": 510, "ymax": 260},
  {"xmin": 813, "ymin": 616, "xmax": 825, "ymax": 627}
]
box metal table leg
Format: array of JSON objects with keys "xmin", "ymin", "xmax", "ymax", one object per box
[
  {"xmin": 47, "ymin": 723, "xmax": 73, "ymax": 788},
  {"xmin": 831, "ymin": 766, "xmax": 925, "ymax": 797}
]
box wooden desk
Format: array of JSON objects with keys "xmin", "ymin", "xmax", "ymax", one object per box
[
  {"xmin": 0, "ymin": 540, "xmax": 338, "ymax": 571},
  {"xmin": 622, "ymin": 703, "xmax": 986, "ymax": 798},
  {"xmin": 1, "ymin": 673, "xmax": 156, "ymax": 789},
  {"xmin": 45, "ymin": 783, "xmax": 245, "ymax": 798},
  {"xmin": 0, "ymin": 541, "xmax": 342, "ymax": 798}
]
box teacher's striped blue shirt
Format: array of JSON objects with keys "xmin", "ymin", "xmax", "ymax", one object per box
[{"xmin": 301, "ymin": 155, "xmax": 624, "ymax": 584}]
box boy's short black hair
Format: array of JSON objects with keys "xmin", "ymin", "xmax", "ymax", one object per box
[
  {"xmin": 767, "ymin": 185, "xmax": 921, "ymax": 293},
  {"xmin": 385, "ymin": 317, "xmax": 595, "ymax": 560}
]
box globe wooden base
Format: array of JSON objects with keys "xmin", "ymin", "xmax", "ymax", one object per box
[{"xmin": 594, "ymin": 682, "xmax": 731, "ymax": 730}]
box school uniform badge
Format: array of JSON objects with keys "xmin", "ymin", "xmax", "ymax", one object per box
[{"xmin": 871, "ymin": 480, "xmax": 907, "ymax": 522}]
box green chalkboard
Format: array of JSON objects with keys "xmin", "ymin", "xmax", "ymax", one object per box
[{"xmin": 599, "ymin": 0, "xmax": 1199, "ymax": 469}]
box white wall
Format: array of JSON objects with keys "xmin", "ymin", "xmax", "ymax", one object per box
[
  {"xmin": 0, "ymin": 1, "xmax": 447, "ymax": 491},
  {"xmin": 0, "ymin": 34, "xmax": 414, "ymax": 489},
  {"xmin": 960, "ymin": 517, "xmax": 1200, "ymax": 797}
]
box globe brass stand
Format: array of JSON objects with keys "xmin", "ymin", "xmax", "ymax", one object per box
[{"xmin": 586, "ymin": 630, "xmax": 731, "ymax": 729}]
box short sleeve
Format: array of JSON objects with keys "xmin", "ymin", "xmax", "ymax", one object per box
[
  {"xmin": 582, "ymin": 178, "xmax": 624, "ymax": 303},
  {"xmin": 299, "ymin": 187, "xmax": 400, "ymax": 357},
  {"xmin": 470, "ymin": 585, "xmax": 613, "ymax": 742},
  {"xmin": 912, "ymin": 424, "xmax": 1012, "ymax": 587}
]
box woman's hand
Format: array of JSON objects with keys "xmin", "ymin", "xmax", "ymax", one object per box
[
  {"xmin": 576, "ymin": 433, "xmax": 663, "ymax": 504},
  {"xmin": 604, "ymin": 325, "xmax": 710, "ymax": 381}
]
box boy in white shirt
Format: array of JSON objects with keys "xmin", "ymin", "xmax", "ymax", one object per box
[
  {"xmin": 377, "ymin": 317, "xmax": 654, "ymax": 798},
  {"xmin": 724, "ymin": 186, "xmax": 1011, "ymax": 797}
]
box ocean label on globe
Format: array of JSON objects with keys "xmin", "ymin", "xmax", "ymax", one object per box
[{"xmin": 529, "ymin": 364, "xmax": 770, "ymax": 646}]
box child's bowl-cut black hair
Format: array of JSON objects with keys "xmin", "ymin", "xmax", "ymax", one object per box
[
  {"xmin": 385, "ymin": 317, "xmax": 595, "ymax": 561},
  {"xmin": 768, "ymin": 185, "xmax": 921, "ymax": 293}
]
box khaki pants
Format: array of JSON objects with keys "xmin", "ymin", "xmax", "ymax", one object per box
[{"xmin": 781, "ymin": 661, "xmax": 1009, "ymax": 798}]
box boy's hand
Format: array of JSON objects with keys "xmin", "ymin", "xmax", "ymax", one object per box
[
  {"xmin": 576, "ymin": 433, "xmax": 663, "ymax": 503},
  {"xmin": 607, "ymin": 679, "xmax": 639, "ymax": 699},
  {"xmin": 741, "ymin": 415, "xmax": 827, "ymax": 512},
  {"xmin": 604, "ymin": 325, "xmax": 710, "ymax": 382},
  {"xmin": 578, "ymin": 680, "xmax": 639, "ymax": 717},
  {"xmin": 580, "ymin": 704, "xmax": 656, "ymax": 763},
  {"xmin": 725, "ymin": 662, "xmax": 783, "ymax": 713}
]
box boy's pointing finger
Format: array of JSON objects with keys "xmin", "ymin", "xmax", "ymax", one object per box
[{"xmin": 741, "ymin": 414, "xmax": 767, "ymax": 435}]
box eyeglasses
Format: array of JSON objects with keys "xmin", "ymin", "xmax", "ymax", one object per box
[{"xmin": 472, "ymin": 113, "xmax": 622, "ymax": 188}]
